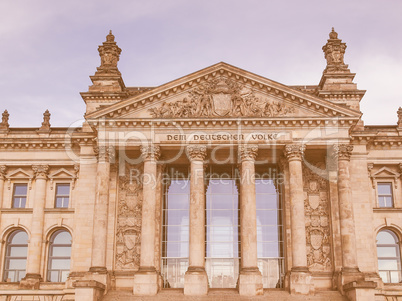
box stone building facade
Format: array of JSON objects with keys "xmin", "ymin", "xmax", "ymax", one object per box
[{"xmin": 0, "ymin": 29, "xmax": 401, "ymax": 301}]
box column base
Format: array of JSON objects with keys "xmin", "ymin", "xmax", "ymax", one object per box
[
  {"xmin": 184, "ymin": 267, "xmax": 209, "ymax": 296},
  {"xmin": 238, "ymin": 267, "xmax": 263, "ymax": 296},
  {"xmin": 289, "ymin": 267, "xmax": 314, "ymax": 295},
  {"xmin": 343, "ymin": 280, "xmax": 377, "ymax": 301},
  {"xmin": 133, "ymin": 267, "xmax": 159, "ymax": 296},
  {"xmin": 73, "ymin": 280, "xmax": 105, "ymax": 301},
  {"xmin": 337, "ymin": 267, "xmax": 364, "ymax": 294},
  {"xmin": 19, "ymin": 273, "xmax": 42, "ymax": 290}
]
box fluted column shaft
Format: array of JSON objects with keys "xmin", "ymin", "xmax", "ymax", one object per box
[
  {"xmin": 26, "ymin": 165, "xmax": 49, "ymax": 277},
  {"xmin": 138, "ymin": 145, "xmax": 160, "ymax": 271},
  {"xmin": 90, "ymin": 146, "xmax": 112, "ymax": 271},
  {"xmin": 184, "ymin": 145, "xmax": 208, "ymax": 296},
  {"xmin": 334, "ymin": 144, "xmax": 358, "ymax": 270},
  {"xmin": 285, "ymin": 145, "xmax": 308, "ymax": 270},
  {"xmin": 239, "ymin": 145, "xmax": 259, "ymax": 271}
]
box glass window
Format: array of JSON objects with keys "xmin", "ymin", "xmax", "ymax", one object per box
[
  {"xmin": 205, "ymin": 167, "xmax": 240, "ymax": 289},
  {"xmin": 3, "ymin": 230, "xmax": 28, "ymax": 282},
  {"xmin": 377, "ymin": 183, "xmax": 393, "ymax": 208},
  {"xmin": 161, "ymin": 170, "xmax": 190, "ymax": 288},
  {"xmin": 256, "ymin": 178, "xmax": 284, "ymax": 288},
  {"xmin": 376, "ymin": 230, "xmax": 401, "ymax": 283},
  {"xmin": 47, "ymin": 230, "xmax": 72, "ymax": 282},
  {"xmin": 12, "ymin": 184, "xmax": 28, "ymax": 208},
  {"xmin": 55, "ymin": 184, "xmax": 70, "ymax": 208}
]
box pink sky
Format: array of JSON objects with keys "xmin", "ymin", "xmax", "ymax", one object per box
[{"xmin": 0, "ymin": 0, "xmax": 401, "ymax": 127}]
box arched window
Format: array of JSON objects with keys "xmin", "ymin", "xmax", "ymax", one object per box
[
  {"xmin": 3, "ymin": 230, "xmax": 28, "ymax": 282},
  {"xmin": 47, "ymin": 230, "xmax": 72, "ymax": 282},
  {"xmin": 377, "ymin": 229, "xmax": 401, "ymax": 283}
]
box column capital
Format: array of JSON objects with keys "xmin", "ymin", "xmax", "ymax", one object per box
[
  {"xmin": 186, "ymin": 145, "xmax": 207, "ymax": 161},
  {"xmin": 0, "ymin": 165, "xmax": 7, "ymax": 180},
  {"xmin": 284, "ymin": 144, "xmax": 305, "ymax": 161},
  {"xmin": 140, "ymin": 144, "xmax": 161, "ymax": 161},
  {"xmin": 32, "ymin": 165, "xmax": 49, "ymax": 179},
  {"xmin": 238, "ymin": 145, "xmax": 258, "ymax": 162},
  {"xmin": 96, "ymin": 145, "xmax": 115, "ymax": 162},
  {"xmin": 332, "ymin": 144, "xmax": 353, "ymax": 161}
]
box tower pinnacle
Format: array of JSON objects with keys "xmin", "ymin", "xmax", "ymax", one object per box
[
  {"xmin": 322, "ymin": 27, "xmax": 349, "ymax": 73},
  {"xmin": 96, "ymin": 30, "xmax": 122, "ymax": 75}
]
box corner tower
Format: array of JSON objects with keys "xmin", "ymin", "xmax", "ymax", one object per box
[{"xmin": 317, "ymin": 28, "xmax": 365, "ymax": 112}]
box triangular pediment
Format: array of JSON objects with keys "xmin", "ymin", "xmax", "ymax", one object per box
[
  {"xmin": 372, "ymin": 167, "xmax": 400, "ymax": 178},
  {"xmin": 49, "ymin": 168, "xmax": 76, "ymax": 179},
  {"xmin": 7, "ymin": 168, "xmax": 33, "ymax": 179},
  {"xmin": 86, "ymin": 62, "xmax": 361, "ymax": 122}
]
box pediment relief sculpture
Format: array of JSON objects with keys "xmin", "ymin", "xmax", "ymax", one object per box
[{"xmin": 148, "ymin": 78, "xmax": 295, "ymax": 118}]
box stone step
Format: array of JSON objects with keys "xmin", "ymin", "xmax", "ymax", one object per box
[{"xmin": 102, "ymin": 289, "xmax": 348, "ymax": 301}]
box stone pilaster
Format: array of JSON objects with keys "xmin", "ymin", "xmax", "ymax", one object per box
[
  {"xmin": 284, "ymin": 145, "xmax": 313, "ymax": 295},
  {"xmin": 133, "ymin": 144, "xmax": 160, "ymax": 296},
  {"xmin": 90, "ymin": 146, "xmax": 113, "ymax": 274},
  {"xmin": 332, "ymin": 145, "xmax": 363, "ymax": 288},
  {"xmin": 184, "ymin": 145, "xmax": 209, "ymax": 295},
  {"xmin": 20, "ymin": 165, "xmax": 49, "ymax": 289},
  {"xmin": 0, "ymin": 165, "xmax": 6, "ymax": 207},
  {"xmin": 238, "ymin": 145, "xmax": 263, "ymax": 296}
]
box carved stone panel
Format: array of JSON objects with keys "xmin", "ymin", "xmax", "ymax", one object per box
[
  {"xmin": 115, "ymin": 164, "xmax": 143, "ymax": 270},
  {"xmin": 148, "ymin": 77, "xmax": 295, "ymax": 118},
  {"xmin": 303, "ymin": 164, "xmax": 332, "ymax": 271}
]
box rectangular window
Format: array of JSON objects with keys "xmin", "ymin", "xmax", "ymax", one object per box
[
  {"xmin": 12, "ymin": 184, "xmax": 28, "ymax": 208},
  {"xmin": 378, "ymin": 183, "xmax": 393, "ymax": 208},
  {"xmin": 55, "ymin": 184, "xmax": 70, "ymax": 208}
]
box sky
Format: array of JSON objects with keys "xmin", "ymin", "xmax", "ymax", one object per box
[{"xmin": 0, "ymin": 0, "xmax": 401, "ymax": 127}]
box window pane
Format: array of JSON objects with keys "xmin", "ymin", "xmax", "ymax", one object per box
[
  {"xmin": 50, "ymin": 259, "xmax": 71, "ymax": 270},
  {"xmin": 378, "ymin": 183, "xmax": 392, "ymax": 195},
  {"xmin": 378, "ymin": 259, "xmax": 398, "ymax": 271},
  {"xmin": 377, "ymin": 231, "xmax": 397, "ymax": 244},
  {"xmin": 257, "ymin": 210, "xmax": 278, "ymax": 225},
  {"xmin": 256, "ymin": 194, "xmax": 278, "ymax": 210},
  {"xmin": 14, "ymin": 184, "xmax": 27, "ymax": 195},
  {"xmin": 51, "ymin": 246, "xmax": 72, "ymax": 257},
  {"xmin": 56, "ymin": 184, "xmax": 70, "ymax": 195},
  {"xmin": 49, "ymin": 271, "xmax": 60, "ymax": 282},
  {"xmin": 8, "ymin": 259, "xmax": 27, "ymax": 269},
  {"xmin": 377, "ymin": 246, "xmax": 398, "ymax": 258},
  {"xmin": 11, "ymin": 231, "xmax": 28, "ymax": 244},
  {"xmin": 167, "ymin": 194, "xmax": 189, "ymax": 210},
  {"xmin": 53, "ymin": 231, "xmax": 72, "ymax": 244},
  {"xmin": 13, "ymin": 197, "xmax": 26, "ymax": 208},
  {"xmin": 9, "ymin": 247, "xmax": 28, "ymax": 257},
  {"xmin": 166, "ymin": 226, "xmax": 189, "ymax": 242},
  {"xmin": 167, "ymin": 210, "xmax": 189, "ymax": 226}
]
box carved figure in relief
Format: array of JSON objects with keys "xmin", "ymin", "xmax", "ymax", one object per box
[
  {"xmin": 148, "ymin": 77, "xmax": 295, "ymax": 118},
  {"xmin": 115, "ymin": 165, "xmax": 143, "ymax": 270},
  {"xmin": 303, "ymin": 164, "xmax": 332, "ymax": 270}
]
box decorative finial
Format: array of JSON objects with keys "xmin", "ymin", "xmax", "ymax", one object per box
[
  {"xmin": 39, "ymin": 109, "xmax": 51, "ymax": 132},
  {"xmin": 397, "ymin": 107, "xmax": 402, "ymax": 128},
  {"xmin": 322, "ymin": 28, "xmax": 348, "ymax": 72},
  {"xmin": 96, "ymin": 30, "xmax": 122, "ymax": 74},
  {"xmin": 0, "ymin": 110, "xmax": 9, "ymax": 131}
]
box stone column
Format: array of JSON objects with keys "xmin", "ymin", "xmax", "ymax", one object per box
[
  {"xmin": 20, "ymin": 165, "xmax": 49, "ymax": 289},
  {"xmin": 184, "ymin": 145, "xmax": 208, "ymax": 295},
  {"xmin": 133, "ymin": 145, "xmax": 160, "ymax": 296},
  {"xmin": 333, "ymin": 145, "xmax": 361, "ymax": 275},
  {"xmin": 90, "ymin": 146, "xmax": 113, "ymax": 273},
  {"xmin": 284, "ymin": 145, "xmax": 312, "ymax": 295},
  {"xmin": 238, "ymin": 145, "xmax": 263, "ymax": 296},
  {"xmin": 0, "ymin": 165, "xmax": 6, "ymax": 207}
]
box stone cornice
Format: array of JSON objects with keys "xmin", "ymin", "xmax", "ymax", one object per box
[
  {"xmin": 85, "ymin": 62, "xmax": 362, "ymax": 121},
  {"xmin": 87, "ymin": 117, "xmax": 358, "ymax": 129}
]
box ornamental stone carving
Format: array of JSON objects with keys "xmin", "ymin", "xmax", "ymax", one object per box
[
  {"xmin": 140, "ymin": 145, "xmax": 161, "ymax": 161},
  {"xmin": 148, "ymin": 78, "xmax": 295, "ymax": 118},
  {"xmin": 115, "ymin": 164, "xmax": 143, "ymax": 270},
  {"xmin": 186, "ymin": 145, "xmax": 207, "ymax": 161},
  {"xmin": 38, "ymin": 110, "xmax": 51, "ymax": 132},
  {"xmin": 238, "ymin": 145, "xmax": 258, "ymax": 161},
  {"xmin": 284, "ymin": 144, "xmax": 305, "ymax": 161},
  {"xmin": 32, "ymin": 165, "xmax": 49, "ymax": 179},
  {"xmin": 322, "ymin": 28, "xmax": 349, "ymax": 73},
  {"xmin": 332, "ymin": 144, "xmax": 353, "ymax": 161},
  {"xmin": 398, "ymin": 107, "xmax": 402, "ymax": 128},
  {"xmin": 0, "ymin": 110, "xmax": 9, "ymax": 130},
  {"xmin": 303, "ymin": 164, "xmax": 332, "ymax": 271},
  {"xmin": 97, "ymin": 30, "xmax": 122, "ymax": 74},
  {"xmin": 96, "ymin": 145, "xmax": 115, "ymax": 162},
  {"xmin": 0, "ymin": 165, "xmax": 6, "ymax": 180}
]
